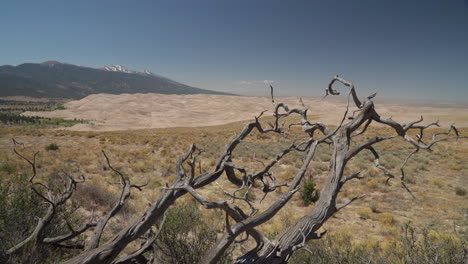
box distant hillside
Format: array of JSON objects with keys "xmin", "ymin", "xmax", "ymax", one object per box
[{"xmin": 0, "ymin": 61, "xmax": 233, "ymax": 98}]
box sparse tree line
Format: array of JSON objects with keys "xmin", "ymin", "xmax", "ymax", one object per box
[
  {"xmin": 0, "ymin": 113, "xmax": 43, "ymax": 125},
  {"xmin": 0, "ymin": 99, "xmax": 67, "ymax": 121},
  {"xmin": 0, "ymin": 112, "xmax": 85, "ymax": 126},
  {"xmin": 1, "ymin": 107, "xmax": 47, "ymax": 112},
  {"xmin": 0, "ymin": 76, "xmax": 466, "ymax": 264},
  {"xmin": 0, "ymin": 99, "xmax": 60, "ymax": 110},
  {"xmin": 0, "ymin": 100, "xmax": 54, "ymax": 106}
]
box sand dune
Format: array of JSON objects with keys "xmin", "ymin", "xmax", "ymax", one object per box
[{"xmin": 22, "ymin": 93, "xmax": 468, "ymax": 131}]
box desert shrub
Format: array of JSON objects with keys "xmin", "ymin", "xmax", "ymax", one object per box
[
  {"xmin": 0, "ymin": 173, "xmax": 44, "ymax": 250},
  {"xmin": 357, "ymin": 207, "xmax": 372, "ymax": 220},
  {"xmin": 367, "ymin": 167, "xmax": 380, "ymax": 178},
  {"xmin": 75, "ymin": 183, "xmax": 116, "ymax": 211},
  {"xmin": 400, "ymin": 223, "xmax": 467, "ymax": 264},
  {"xmin": 239, "ymin": 188, "xmax": 256, "ymax": 201},
  {"xmin": 301, "ymin": 179, "xmax": 320, "ymax": 206},
  {"xmin": 432, "ymin": 179, "xmax": 444, "ymax": 188},
  {"xmin": 454, "ymin": 187, "xmax": 466, "ymax": 196},
  {"xmin": 0, "ymin": 162, "xmax": 16, "ymax": 174},
  {"xmin": 378, "ymin": 212, "xmax": 396, "ymax": 226},
  {"xmin": 0, "ymin": 172, "xmax": 77, "ymax": 263},
  {"xmin": 404, "ymin": 173, "xmax": 417, "ymax": 184},
  {"xmin": 417, "ymin": 163, "xmax": 429, "ymax": 171},
  {"xmin": 278, "ymin": 166, "xmax": 296, "ymax": 181},
  {"xmin": 369, "ymin": 200, "xmax": 378, "ymax": 213},
  {"xmin": 313, "ymin": 162, "xmax": 329, "ymax": 174},
  {"xmin": 366, "ymin": 178, "xmax": 380, "ymax": 190},
  {"xmin": 154, "ymin": 202, "xmax": 231, "ymax": 264},
  {"xmin": 290, "ymin": 223, "xmax": 467, "ymax": 264},
  {"xmin": 290, "ymin": 229, "xmax": 387, "ymax": 264},
  {"xmin": 45, "ymin": 143, "xmax": 59, "ymax": 151}
]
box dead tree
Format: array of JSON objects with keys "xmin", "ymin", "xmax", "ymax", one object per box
[{"xmin": 3, "ymin": 76, "xmax": 465, "ymax": 264}]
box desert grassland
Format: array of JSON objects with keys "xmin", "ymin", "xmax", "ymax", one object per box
[{"xmin": 0, "ymin": 115, "xmax": 467, "ymax": 259}]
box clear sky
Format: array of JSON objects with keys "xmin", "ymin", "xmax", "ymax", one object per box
[{"xmin": 1, "ymin": 0, "xmax": 467, "ymax": 101}]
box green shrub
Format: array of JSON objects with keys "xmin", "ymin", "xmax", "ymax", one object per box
[
  {"xmin": 45, "ymin": 143, "xmax": 59, "ymax": 151},
  {"xmin": 155, "ymin": 202, "xmax": 231, "ymax": 264},
  {"xmin": 239, "ymin": 188, "xmax": 256, "ymax": 201},
  {"xmin": 0, "ymin": 174, "xmax": 49, "ymax": 261},
  {"xmin": 301, "ymin": 179, "xmax": 320, "ymax": 206},
  {"xmin": 0, "ymin": 171, "xmax": 86, "ymax": 263}
]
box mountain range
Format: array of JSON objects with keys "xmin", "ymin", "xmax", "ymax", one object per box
[{"xmin": 0, "ymin": 61, "xmax": 232, "ymax": 98}]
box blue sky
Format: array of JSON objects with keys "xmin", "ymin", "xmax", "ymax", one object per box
[{"xmin": 1, "ymin": 0, "xmax": 467, "ymax": 101}]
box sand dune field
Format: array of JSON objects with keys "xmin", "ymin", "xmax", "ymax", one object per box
[{"xmin": 22, "ymin": 93, "xmax": 468, "ymax": 131}]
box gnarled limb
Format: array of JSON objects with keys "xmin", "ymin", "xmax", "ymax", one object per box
[
  {"xmin": 326, "ymin": 75, "xmax": 362, "ymax": 108},
  {"xmin": 44, "ymin": 222, "xmax": 97, "ymax": 245}
]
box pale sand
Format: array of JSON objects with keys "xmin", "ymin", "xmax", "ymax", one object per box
[{"xmin": 22, "ymin": 93, "xmax": 468, "ymax": 131}]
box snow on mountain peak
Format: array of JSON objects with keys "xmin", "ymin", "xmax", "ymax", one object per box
[
  {"xmin": 102, "ymin": 65, "xmax": 133, "ymax": 73},
  {"xmin": 100, "ymin": 65, "xmax": 156, "ymax": 76}
]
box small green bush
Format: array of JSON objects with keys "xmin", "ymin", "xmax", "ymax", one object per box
[
  {"xmin": 155, "ymin": 202, "xmax": 231, "ymax": 264},
  {"xmin": 0, "ymin": 172, "xmax": 67, "ymax": 263},
  {"xmin": 239, "ymin": 188, "xmax": 256, "ymax": 201},
  {"xmin": 45, "ymin": 143, "xmax": 59, "ymax": 151},
  {"xmin": 301, "ymin": 179, "xmax": 320, "ymax": 206}
]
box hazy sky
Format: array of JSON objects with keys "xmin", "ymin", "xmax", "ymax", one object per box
[{"xmin": 1, "ymin": 0, "xmax": 467, "ymax": 101}]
